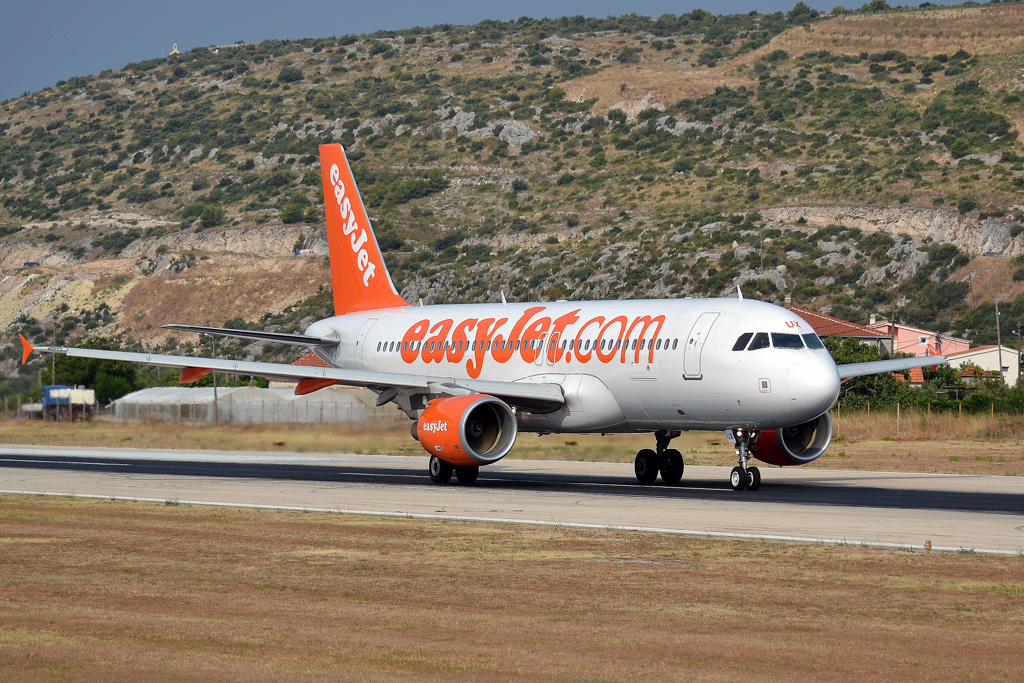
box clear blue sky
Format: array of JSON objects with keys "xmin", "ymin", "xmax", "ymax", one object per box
[{"xmin": 1, "ymin": 0, "xmax": 944, "ymax": 103}]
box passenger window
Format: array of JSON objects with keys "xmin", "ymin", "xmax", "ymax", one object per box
[
  {"xmin": 377, "ymin": 342, "xmax": 381, "ymax": 352},
  {"xmin": 672, "ymin": 339, "xmax": 678, "ymax": 350},
  {"xmin": 656, "ymin": 339, "xmax": 662, "ymax": 350},
  {"xmin": 802, "ymin": 333, "xmax": 825, "ymax": 350},
  {"xmin": 772, "ymin": 333, "xmax": 804, "ymax": 349},
  {"xmin": 732, "ymin": 333, "xmax": 753, "ymax": 351},
  {"xmin": 748, "ymin": 333, "xmax": 770, "ymax": 350}
]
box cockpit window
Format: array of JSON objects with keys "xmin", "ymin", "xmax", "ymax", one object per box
[
  {"xmin": 802, "ymin": 333, "xmax": 825, "ymax": 350},
  {"xmin": 772, "ymin": 333, "xmax": 804, "ymax": 349},
  {"xmin": 732, "ymin": 333, "xmax": 753, "ymax": 351},
  {"xmin": 747, "ymin": 333, "xmax": 770, "ymax": 350}
]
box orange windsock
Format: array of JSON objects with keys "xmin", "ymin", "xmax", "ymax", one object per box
[
  {"xmin": 18, "ymin": 334, "xmax": 33, "ymax": 365},
  {"xmin": 319, "ymin": 144, "xmax": 407, "ymax": 315}
]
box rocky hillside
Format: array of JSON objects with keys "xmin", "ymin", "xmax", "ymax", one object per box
[{"xmin": 4, "ymin": 2, "xmax": 1024, "ymax": 396}]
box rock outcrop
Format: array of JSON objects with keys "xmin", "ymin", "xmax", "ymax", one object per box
[{"xmin": 761, "ymin": 205, "xmax": 1022, "ymax": 256}]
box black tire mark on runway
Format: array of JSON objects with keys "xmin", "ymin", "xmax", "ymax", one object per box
[{"xmin": 1, "ymin": 454, "xmax": 1022, "ymax": 515}]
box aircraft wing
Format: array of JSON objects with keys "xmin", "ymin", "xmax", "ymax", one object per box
[
  {"xmin": 20, "ymin": 338, "xmax": 564, "ymax": 412},
  {"xmin": 161, "ymin": 324, "xmax": 339, "ymax": 347},
  {"xmin": 836, "ymin": 355, "xmax": 947, "ymax": 380}
]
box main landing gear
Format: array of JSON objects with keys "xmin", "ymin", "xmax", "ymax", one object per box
[
  {"xmin": 729, "ymin": 428, "xmax": 761, "ymax": 492},
  {"xmin": 634, "ymin": 430, "xmax": 685, "ymax": 485},
  {"xmin": 429, "ymin": 455, "xmax": 479, "ymax": 485}
]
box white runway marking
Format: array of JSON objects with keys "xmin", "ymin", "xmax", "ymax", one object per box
[{"xmin": 2, "ymin": 488, "xmax": 1019, "ymax": 556}]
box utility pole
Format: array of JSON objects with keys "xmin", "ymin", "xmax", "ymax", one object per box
[
  {"xmin": 211, "ymin": 332, "xmax": 218, "ymax": 425},
  {"xmin": 996, "ymin": 301, "xmax": 1004, "ymax": 385},
  {"xmin": 51, "ymin": 326, "xmax": 57, "ymax": 386}
]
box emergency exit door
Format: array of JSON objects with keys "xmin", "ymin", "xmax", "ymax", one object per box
[{"xmin": 683, "ymin": 312, "xmax": 719, "ymax": 379}]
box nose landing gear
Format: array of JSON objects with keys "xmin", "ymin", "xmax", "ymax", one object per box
[
  {"xmin": 634, "ymin": 430, "xmax": 684, "ymax": 485},
  {"xmin": 730, "ymin": 428, "xmax": 761, "ymax": 492}
]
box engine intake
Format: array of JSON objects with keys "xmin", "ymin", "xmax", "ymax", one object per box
[
  {"xmin": 748, "ymin": 412, "xmax": 833, "ymax": 466},
  {"xmin": 414, "ymin": 394, "xmax": 517, "ymax": 467}
]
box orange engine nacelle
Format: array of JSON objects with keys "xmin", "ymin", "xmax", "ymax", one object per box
[
  {"xmin": 413, "ymin": 394, "xmax": 518, "ymax": 467},
  {"xmin": 748, "ymin": 412, "xmax": 833, "ymax": 467}
]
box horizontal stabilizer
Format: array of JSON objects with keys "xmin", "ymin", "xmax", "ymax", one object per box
[
  {"xmin": 161, "ymin": 324, "xmax": 339, "ymax": 347},
  {"xmin": 837, "ymin": 355, "xmax": 947, "ymax": 380}
]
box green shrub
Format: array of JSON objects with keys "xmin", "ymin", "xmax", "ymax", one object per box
[
  {"xmin": 200, "ymin": 204, "xmax": 225, "ymax": 228},
  {"xmin": 181, "ymin": 202, "xmax": 206, "ymax": 219},
  {"xmin": 949, "ymin": 138, "xmax": 971, "ymax": 158},
  {"xmin": 280, "ymin": 204, "xmax": 305, "ymax": 224},
  {"xmin": 957, "ymin": 195, "xmax": 977, "ymax": 215},
  {"xmin": 277, "ymin": 66, "xmax": 303, "ymax": 83}
]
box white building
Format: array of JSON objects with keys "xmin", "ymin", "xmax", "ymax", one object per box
[
  {"xmin": 111, "ymin": 385, "xmax": 406, "ymax": 425},
  {"xmin": 945, "ymin": 345, "xmax": 1021, "ymax": 387}
]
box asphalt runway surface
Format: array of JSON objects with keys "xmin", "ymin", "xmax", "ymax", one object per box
[{"xmin": 1, "ymin": 445, "xmax": 1022, "ymax": 554}]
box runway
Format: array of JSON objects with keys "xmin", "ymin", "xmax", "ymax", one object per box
[{"xmin": 1, "ymin": 445, "xmax": 1022, "ymax": 554}]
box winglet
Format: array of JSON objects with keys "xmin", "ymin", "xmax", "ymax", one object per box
[{"xmin": 18, "ymin": 334, "xmax": 33, "ymax": 365}]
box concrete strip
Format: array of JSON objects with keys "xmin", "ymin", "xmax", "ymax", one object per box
[{"xmin": 0, "ymin": 448, "xmax": 1021, "ymax": 553}]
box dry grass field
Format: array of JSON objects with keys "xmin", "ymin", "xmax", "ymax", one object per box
[
  {"xmin": 758, "ymin": 6, "xmax": 1024, "ymax": 63},
  {"xmin": 563, "ymin": 4, "xmax": 1024, "ymax": 117},
  {"xmin": 0, "ymin": 496, "xmax": 1021, "ymax": 682},
  {"xmin": 1, "ymin": 414, "xmax": 1023, "ymax": 476}
]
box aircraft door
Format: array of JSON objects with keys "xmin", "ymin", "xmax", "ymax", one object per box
[
  {"xmin": 354, "ymin": 318, "xmax": 377, "ymax": 369},
  {"xmin": 683, "ymin": 312, "xmax": 719, "ymax": 379}
]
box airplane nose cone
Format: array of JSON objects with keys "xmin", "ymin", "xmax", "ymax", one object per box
[{"xmin": 787, "ymin": 356, "xmax": 840, "ymax": 414}]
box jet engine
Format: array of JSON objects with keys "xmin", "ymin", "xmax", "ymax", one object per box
[
  {"xmin": 413, "ymin": 394, "xmax": 518, "ymax": 467},
  {"xmin": 748, "ymin": 412, "xmax": 833, "ymax": 466}
]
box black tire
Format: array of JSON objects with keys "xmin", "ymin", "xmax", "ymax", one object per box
[
  {"xmin": 730, "ymin": 466, "xmax": 746, "ymax": 491},
  {"xmin": 660, "ymin": 449, "xmax": 685, "ymax": 485},
  {"xmin": 429, "ymin": 455, "xmax": 453, "ymax": 484},
  {"xmin": 746, "ymin": 466, "xmax": 761, "ymax": 491},
  {"xmin": 634, "ymin": 449, "xmax": 659, "ymax": 484},
  {"xmin": 455, "ymin": 465, "xmax": 479, "ymax": 485}
]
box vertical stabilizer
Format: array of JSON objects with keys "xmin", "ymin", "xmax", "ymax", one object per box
[{"xmin": 319, "ymin": 144, "xmax": 407, "ymax": 315}]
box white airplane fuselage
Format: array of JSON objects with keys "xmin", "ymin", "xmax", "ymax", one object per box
[{"xmin": 306, "ymin": 297, "xmax": 840, "ymax": 433}]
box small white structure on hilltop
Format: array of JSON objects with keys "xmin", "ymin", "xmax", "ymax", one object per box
[{"xmin": 169, "ymin": 43, "xmax": 180, "ymax": 56}]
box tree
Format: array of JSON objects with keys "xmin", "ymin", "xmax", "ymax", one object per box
[
  {"xmin": 949, "ymin": 137, "xmax": 971, "ymax": 158},
  {"xmin": 277, "ymin": 66, "xmax": 303, "ymax": 83},
  {"xmin": 957, "ymin": 195, "xmax": 977, "ymax": 215},
  {"xmin": 48, "ymin": 337, "xmax": 136, "ymax": 404},
  {"xmin": 200, "ymin": 204, "xmax": 225, "ymax": 228},
  {"xmin": 822, "ymin": 336, "xmax": 917, "ymax": 409}
]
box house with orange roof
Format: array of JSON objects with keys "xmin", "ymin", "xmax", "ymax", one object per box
[
  {"xmin": 783, "ymin": 300, "xmax": 894, "ymax": 355},
  {"xmin": 864, "ymin": 319, "xmax": 969, "ymax": 358},
  {"xmin": 945, "ymin": 345, "xmax": 1021, "ymax": 387}
]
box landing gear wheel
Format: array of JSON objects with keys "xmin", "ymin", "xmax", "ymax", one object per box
[
  {"xmin": 746, "ymin": 466, "xmax": 761, "ymax": 491},
  {"xmin": 660, "ymin": 449, "xmax": 685, "ymax": 485},
  {"xmin": 455, "ymin": 465, "xmax": 479, "ymax": 485},
  {"xmin": 429, "ymin": 455, "xmax": 453, "ymax": 484},
  {"xmin": 635, "ymin": 449, "xmax": 659, "ymax": 484},
  {"xmin": 730, "ymin": 466, "xmax": 747, "ymax": 491}
]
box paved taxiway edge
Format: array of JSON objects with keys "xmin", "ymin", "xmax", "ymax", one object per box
[{"xmin": 3, "ymin": 489, "xmax": 1021, "ymax": 556}]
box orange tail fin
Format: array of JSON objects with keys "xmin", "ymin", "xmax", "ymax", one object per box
[{"xmin": 319, "ymin": 144, "xmax": 407, "ymax": 315}]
